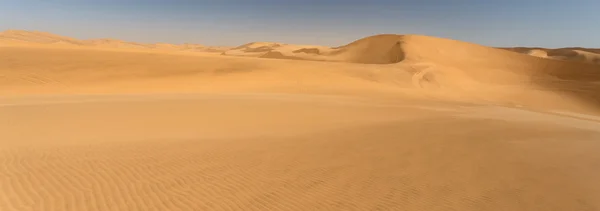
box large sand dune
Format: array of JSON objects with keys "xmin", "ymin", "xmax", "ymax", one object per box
[
  {"xmin": 221, "ymin": 34, "xmax": 600, "ymax": 111},
  {"xmin": 1, "ymin": 30, "xmax": 600, "ymax": 211}
]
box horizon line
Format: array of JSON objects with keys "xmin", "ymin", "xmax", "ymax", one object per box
[{"xmin": 2, "ymin": 28, "xmax": 598, "ymax": 49}]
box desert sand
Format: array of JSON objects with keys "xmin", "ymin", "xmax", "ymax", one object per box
[
  {"xmin": 1, "ymin": 30, "xmax": 600, "ymax": 211},
  {"xmin": 501, "ymin": 46, "xmax": 600, "ymax": 64},
  {"xmin": 0, "ymin": 30, "xmax": 231, "ymax": 53}
]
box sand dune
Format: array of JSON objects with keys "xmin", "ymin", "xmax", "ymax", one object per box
[
  {"xmin": 0, "ymin": 30, "xmax": 88, "ymax": 46},
  {"xmin": 2, "ymin": 31, "xmax": 600, "ymax": 210},
  {"xmin": 501, "ymin": 47, "xmax": 600, "ymax": 64},
  {"xmin": 0, "ymin": 30, "xmax": 231, "ymax": 53},
  {"xmin": 221, "ymin": 42, "xmax": 284, "ymax": 56},
  {"xmin": 85, "ymin": 38, "xmax": 152, "ymax": 49},
  {"xmin": 221, "ymin": 41, "xmax": 337, "ymax": 61},
  {"xmin": 549, "ymin": 49, "xmax": 600, "ymax": 64},
  {"xmin": 222, "ymin": 34, "xmax": 600, "ymax": 111},
  {"xmin": 514, "ymin": 48, "xmax": 549, "ymax": 58}
]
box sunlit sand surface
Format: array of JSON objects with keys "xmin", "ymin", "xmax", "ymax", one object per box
[{"xmin": 1, "ymin": 30, "xmax": 600, "ymax": 210}]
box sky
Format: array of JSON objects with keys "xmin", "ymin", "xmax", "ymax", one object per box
[{"xmin": 1, "ymin": 0, "xmax": 599, "ymax": 48}]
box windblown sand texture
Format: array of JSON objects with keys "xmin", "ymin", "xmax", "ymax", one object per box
[{"xmin": 2, "ymin": 30, "xmax": 600, "ymax": 211}]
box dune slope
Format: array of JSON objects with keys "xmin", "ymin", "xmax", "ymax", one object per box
[{"xmin": 312, "ymin": 34, "xmax": 600, "ymax": 111}]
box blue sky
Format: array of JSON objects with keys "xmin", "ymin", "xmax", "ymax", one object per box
[{"xmin": 1, "ymin": 0, "xmax": 599, "ymax": 47}]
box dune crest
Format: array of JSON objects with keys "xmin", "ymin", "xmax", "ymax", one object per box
[
  {"xmin": 85, "ymin": 38, "xmax": 153, "ymax": 49},
  {"xmin": 524, "ymin": 49, "xmax": 549, "ymax": 58},
  {"xmin": 0, "ymin": 30, "xmax": 231, "ymax": 53},
  {"xmin": 502, "ymin": 47, "xmax": 600, "ymax": 64},
  {"xmin": 0, "ymin": 30, "xmax": 87, "ymax": 45},
  {"xmin": 221, "ymin": 41, "xmax": 337, "ymax": 61}
]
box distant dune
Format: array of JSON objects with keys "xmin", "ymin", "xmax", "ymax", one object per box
[
  {"xmin": 221, "ymin": 41, "xmax": 337, "ymax": 61},
  {"xmin": 0, "ymin": 30, "xmax": 88, "ymax": 46},
  {"xmin": 85, "ymin": 38, "xmax": 153, "ymax": 49},
  {"xmin": 500, "ymin": 47, "xmax": 600, "ymax": 64},
  {"xmin": 0, "ymin": 30, "xmax": 231, "ymax": 53},
  {"xmin": 520, "ymin": 49, "xmax": 549, "ymax": 58},
  {"xmin": 2, "ymin": 29, "xmax": 600, "ymax": 211}
]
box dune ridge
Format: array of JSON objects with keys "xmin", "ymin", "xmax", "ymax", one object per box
[
  {"xmin": 221, "ymin": 41, "xmax": 337, "ymax": 61},
  {"xmin": 0, "ymin": 30, "xmax": 231, "ymax": 53},
  {"xmin": 0, "ymin": 30, "xmax": 87, "ymax": 45},
  {"xmin": 501, "ymin": 47, "xmax": 600, "ymax": 64}
]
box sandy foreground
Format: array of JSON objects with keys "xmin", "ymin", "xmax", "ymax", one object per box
[{"xmin": 2, "ymin": 33, "xmax": 600, "ymax": 211}]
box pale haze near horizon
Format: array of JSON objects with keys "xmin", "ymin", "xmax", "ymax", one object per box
[{"xmin": 1, "ymin": 0, "xmax": 599, "ymax": 48}]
